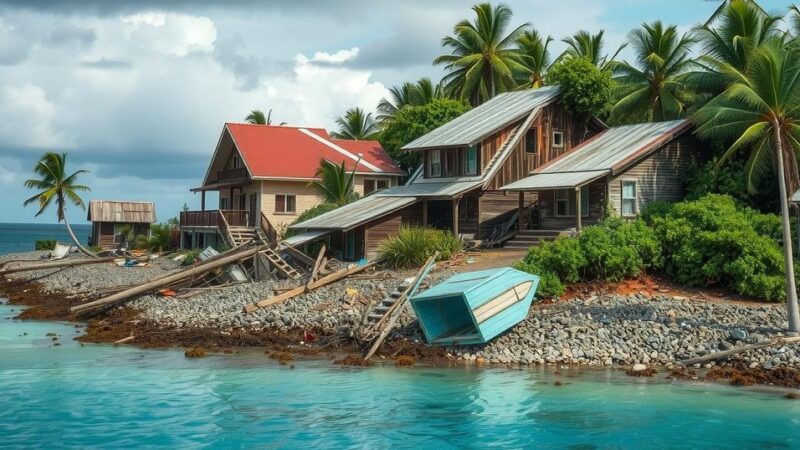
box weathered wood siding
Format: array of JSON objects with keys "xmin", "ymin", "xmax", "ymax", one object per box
[
  {"xmin": 91, "ymin": 222, "xmax": 150, "ymax": 249},
  {"xmin": 535, "ymin": 180, "xmax": 606, "ymax": 230},
  {"xmin": 607, "ymin": 134, "xmax": 704, "ymax": 216},
  {"xmin": 477, "ymin": 190, "xmax": 537, "ymax": 238},
  {"xmin": 363, "ymin": 203, "xmax": 423, "ymax": 257}
]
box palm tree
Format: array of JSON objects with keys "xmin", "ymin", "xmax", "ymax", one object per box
[
  {"xmin": 689, "ymin": 0, "xmax": 780, "ymax": 96},
  {"xmin": 516, "ymin": 29, "xmax": 553, "ymax": 88},
  {"xmin": 311, "ymin": 160, "xmax": 359, "ymax": 206},
  {"xmin": 693, "ymin": 39, "xmax": 800, "ymax": 331},
  {"xmin": 610, "ymin": 21, "xmax": 697, "ymax": 123},
  {"xmin": 376, "ymin": 78, "xmax": 445, "ymax": 123},
  {"xmin": 434, "ymin": 3, "xmax": 528, "ymax": 105},
  {"xmin": 23, "ymin": 152, "xmax": 96, "ymax": 257},
  {"xmin": 331, "ymin": 107, "xmax": 378, "ymax": 140},
  {"xmin": 245, "ymin": 109, "xmax": 272, "ymax": 125},
  {"xmin": 561, "ymin": 30, "xmax": 626, "ymax": 71}
]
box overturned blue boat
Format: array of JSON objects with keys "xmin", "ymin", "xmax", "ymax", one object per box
[{"xmin": 410, "ymin": 268, "xmax": 540, "ymax": 346}]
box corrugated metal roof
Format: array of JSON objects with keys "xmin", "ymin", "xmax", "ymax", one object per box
[
  {"xmin": 289, "ymin": 195, "xmax": 417, "ymax": 230},
  {"xmin": 402, "ymin": 87, "xmax": 560, "ymax": 150},
  {"xmin": 377, "ymin": 180, "xmax": 483, "ymax": 198},
  {"xmin": 500, "ymin": 171, "xmax": 609, "ymax": 191},
  {"xmin": 87, "ymin": 200, "xmax": 156, "ymax": 223},
  {"xmin": 536, "ymin": 120, "xmax": 691, "ymax": 174},
  {"xmin": 280, "ymin": 230, "xmax": 329, "ymax": 247}
]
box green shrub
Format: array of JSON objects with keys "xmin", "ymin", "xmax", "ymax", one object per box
[
  {"xmin": 514, "ymin": 259, "xmax": 566, "ymax": 298},
  {"xmin": 35, "ymin": 239, "xmax": 56, "ymax": 250},
  {"xmin": 639, "ymin": 200, "xmax": 673, "ymax": 225},
  {"xmin": 88, "ymin": 245, "xmax": 104, "ymax": 254},
  {"xmin": 651, "ymin": 194, "xmax": 785, "ymax": 300},
  {"xmin": 522, "ymin": 237, "xmax": 585, "ymax": 284},
  {"xmin": 379, "ymin": 226, "xmax": 463, "ymax": 268},
  {"xmin": 181, "ymin": 249, "xmax": 202, "ymax": 266}
]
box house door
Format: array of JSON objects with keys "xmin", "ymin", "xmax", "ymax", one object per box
[{"xmin": 248, "ymin": 194, "xmax": 257, "ymax": 227}]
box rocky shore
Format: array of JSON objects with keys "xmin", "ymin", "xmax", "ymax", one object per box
[{"xmin": 2, "ymin": 250, "xmax": 800, "ymax": 375}]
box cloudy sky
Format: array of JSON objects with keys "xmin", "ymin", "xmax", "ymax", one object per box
[{"xmin": 0, "ymin": 0, "xmax": 785, "ymax": 224}]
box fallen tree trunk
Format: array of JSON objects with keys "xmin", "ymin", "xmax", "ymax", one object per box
[
  {"xmin": 243, "ymin": 258, "xmax": 382, "ymax": 313},
  {"xmin": 682, "ymin": 336, "xmax": 800, "ymax": 366},
  {"xmin": 71, "ymin": 246, "xmax": 264, "ymax": 316},
  {"xmin": 0, "ymin": 257, "xmax": 117, "ymax": 275}
]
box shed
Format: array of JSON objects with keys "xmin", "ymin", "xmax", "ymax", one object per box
[
  {"xmin": 87, "ymin": 200, "xmax": 157, "ymax": 249},
  {"xmin": 410, "ymin": 268, "xmax": 540, "ymax": 346}
]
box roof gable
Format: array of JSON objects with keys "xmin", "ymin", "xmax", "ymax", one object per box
[{"xmin": 87, "ymin": 200, "xmax": 156, "ymax": 223}]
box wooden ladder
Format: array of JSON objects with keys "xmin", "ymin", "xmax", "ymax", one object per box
[{"xmin": 260, "ymin": 248, "xmax": 302, "ymax": 280}]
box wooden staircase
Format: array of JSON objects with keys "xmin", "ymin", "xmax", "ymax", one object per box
[
  {"xmin": 227, "ymin": 226, "xmax": 259, "ymax": 247},
  {"xmin": 259, "ymin": 248, "xmax": 302, "ymax": 280},
  {"xmin": 504, "ymin": 229, "xmax": 571, "ymax": 250}
]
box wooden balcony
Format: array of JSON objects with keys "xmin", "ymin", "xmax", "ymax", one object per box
[
  {"xmin": 216, "ymin": 167, "xmax": 249, "ymax": 182},
  {"xmin": 180, "ymin": 209, "xmax": 249, "ymax": 228}
]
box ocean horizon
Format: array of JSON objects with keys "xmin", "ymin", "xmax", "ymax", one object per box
[{"xmin": 0, "ymin": 222, "xmax": 91, "ymax": 256}]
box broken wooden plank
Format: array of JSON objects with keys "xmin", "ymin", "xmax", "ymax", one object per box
[
  {"xmin": 0, "ymin": 257, "xmax": 117, "ymax": 275},
  {"xmin": 243, "ymin": 258, "xmax": 383, "ymax": 313},
  {"xmin": 71, "ymin": 246, "xmax": 265, "ymax": 316},
  {"xmin": 306, "ymin": 245, "xmax": 326, "ymax": 290},
  {"xmin": 280, "ymin": 244, "xmax": 316, "ymax": 267},
  {"xmin": 682, "ymin": 336, "xmax": 800, "ymax": 366}
]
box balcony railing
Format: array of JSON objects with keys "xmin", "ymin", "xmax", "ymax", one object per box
[
  {"xmin": 216, "ymin": 167, "xmax": 248, "ymax": 182},
  {"xmin": 180, "ymin": 209, "xmax": 249, "ymax": 228}
]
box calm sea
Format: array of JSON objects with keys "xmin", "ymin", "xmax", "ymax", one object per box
[
  {"xmin": 0, "ymin": 302, "xmax": 798, "ymax": 448},
  {"xmin": 0, "ymin": 223, "xmax": 91, "ymax": 255}
]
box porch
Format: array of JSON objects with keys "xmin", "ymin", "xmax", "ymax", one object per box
[{"xmin": 179, "ymin": 209, "xmax": 279, "ymax": 249}]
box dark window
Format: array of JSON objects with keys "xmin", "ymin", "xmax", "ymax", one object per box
[
  {"xmin": 376, "ymin": 179, "xmax": 388, "ymax": 190},
  {"xmin": 429, "ymin": 149, "xmax": 442, "ymax": 177},
  {"xmin": 275, "ymin": 194, "xmax": 296, "ymax": 214},
  {"xmin": 465, "ymin": 144, "xmax": 479, "ymax": 175},
  {"xmin": 364, "ymin": 179, "xmax": 376, "ymax": 194},
  {"xmin": 525, "ymin": 128, "xmax": 538, "ymax": 153}
]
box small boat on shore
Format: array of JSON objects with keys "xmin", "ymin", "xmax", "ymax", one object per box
[{"xmin": 410, "ymin": 268, "xmax": 540, "ymax": 346}]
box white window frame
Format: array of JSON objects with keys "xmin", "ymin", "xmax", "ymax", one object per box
[
  {"xmin": 621, "ymin": 179, "xmax": 638, "ymax": 217},
  {"xmin": 429, "ymin": 149, "xmax": 442, "ymax": 177},
  {"xmin": 552, "ymin": 130, "xmax": 565, "ymax": 149},
  {"xmin": 554, "ymin": 186, "xmax": 590, "ymax": 218},
  {"xmin": 465, "ymin": 144, "xmax": 479, "ymax": 175},
  {"xmin": 275, "ymin": 193, "xmax": 296, "ymax": 214},
  {"xmin": 363, "ymin": 178, "xmax": 389, "ymax": 195}
]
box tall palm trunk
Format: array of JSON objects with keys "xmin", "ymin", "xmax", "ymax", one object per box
[{"xmin": 772, "ymin": 121, "xmax": 800, "ymax": 331}]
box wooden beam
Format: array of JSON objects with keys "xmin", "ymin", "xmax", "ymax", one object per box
[
  {"xmin": 682, "ymin": 336, "xmax": 800, "ymax": 366},
  {"xmin": 201, "ymin": 191, "xmax": 206, "ymax": 212},
  {"xmin": 422, "ymin": 200, "xmax": 428, "ymax": 226},
  {"xmin": 452, "ymin": 198, "xmax": 459, "ymax": 236},
  {"xmin": 575, "ymin": 187, "xmax": 582, "ymax": 233},
  {"xmin": 0, "ymin": 257, "xmax": 117, "ymax": 275},
  {"xmin": 518, "ymin": 191, "xmax": 524, "ymax": 231},
  {"xmin": 306, "ymin": 245, "xmax": 326, "ymax": 289}
]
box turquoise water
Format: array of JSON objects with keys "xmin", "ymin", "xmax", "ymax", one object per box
[
  {"xmin": 1, "ymin": 302, "xmax": 799, "ymax": 449},
  {"xmin": 0, "ymin": 223, "xmax": 91, "ymax": 255}
]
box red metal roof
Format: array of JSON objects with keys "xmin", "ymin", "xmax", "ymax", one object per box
[{"xmin": 225, "ymin": 123, "xmax": 404, "ymax": 179}]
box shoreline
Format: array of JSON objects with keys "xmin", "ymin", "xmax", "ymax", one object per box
[{"xmin": 2, "ymin": 250, "xmax": 800, "ymax": 391}]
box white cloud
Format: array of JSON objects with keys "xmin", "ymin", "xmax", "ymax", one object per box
[
  {"xmin": 0, "ymin": 83, "xmax": 71, "ymax": 149},
  {"xmin": 121, "ymin": 11, "xmax": 217, "ymax": 56},
  {"xmin": 306, "ymin": 47, "xmax": 359, "ymax": 64}
]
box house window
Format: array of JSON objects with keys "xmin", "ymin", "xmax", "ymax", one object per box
[
  {"xmin": 364, "ymin": 179, "xmax": 389, "ymax": 195},
  {"xmin": 232, "ymin": 155, "xmax": 240, "ymax": 169},
  {"xmin": 552, "ymin": 130, "xmax": 565, "ymax": 148},
  {"xmin": 621, "ymin": 180, "xmax": 637, "ymax": 216},
  {"xmin": 343, "ymin": 229, "xmax": 356, "ymax": 260},
  {"xmin": 465, "ymin": 144, "xmax": 479, "ymax": 175},
  {"xmin": 430, "ymin": 149, "xmax": 442, "ymax": 177},
  {"xmin": 525, "ymin": 128, "xmax": 538, "ymax": 153},
  {"xmin": 220, "ymin": 197, "xmax": 229, "ymax": 210},
  {"xmin": 275, "ymin": 194, "xmax": 296, "ymax": 214},
  {"xmin": 554, "ymin": 186, "xmax": 590, "ymax": 217}
]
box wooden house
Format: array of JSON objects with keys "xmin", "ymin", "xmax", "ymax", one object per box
[
  {"xmin": 87, "ymin": 200, "xmax": 156, "ymax": 249},
  {"xmin": 289, "ymin": 87, "xmax": 709, "ymax": 259},
  {"xmin": 181, "ymin": 123, "xmax": 404, "ymax": 249}
]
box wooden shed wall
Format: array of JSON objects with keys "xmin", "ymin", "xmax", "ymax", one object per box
[
  {"xmin": 478, "ymin": 190, "xmax": 537, "ymax": 238},
  {"xmin": 363, "ymin": 203, "xmax": 423, "ymax": 257},
  {"xmin": 607, "ymin": 134, "xmax": 705, "ymax": 216}
]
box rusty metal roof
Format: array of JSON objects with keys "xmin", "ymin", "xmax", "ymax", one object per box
[
  {"xmin": 535, "ymin": 120, "xmax": 691, "ymax": 175},
  {"xmin": 402, "ymin": 87, "xmax": 560, "ymax": 150},
  {"xmin": 87, "ymin": 200, "xmax": 156, "ymax": 223}
]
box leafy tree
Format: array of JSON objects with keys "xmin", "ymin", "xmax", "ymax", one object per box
[
  {"xmin": 377, "ymin": 78, "xmax": 445, "ymax": 123},
  {"xmin": 693, "ymin": 39, "xmax": 800, "ymax": 330},
  {"xmin": 434, "ymin": 3, "xmax": 528, "ymax": 105},
  {"xmin": 610, "ymin": 21, "xmax": 697, "ymax": 124},
  {"xmin": 311, "ymin": 159, "xmax": 359, "ymax": 206},
  {"xmin": 245, "ymin": 109, "xmax": 272, "ymax": 125},
  {"xmin": 545, "ymin": 56, "xmax": 613, "ymax": 119},
  {"xmin": 379, "ymin": 98, "xmax": 471, "ymax": 172},
  {"xmin": 331, "ymin": 107, "xmax": 378, "ymax": 140},
  {"xmin": 516, "ymin": 29, "xmax": 553, "ymax": 88},
  {"xmin": 560, "ymin": 30, "xmax": 626, "ymax": 71},
  {"xmin": 23, "ymin": 152, "xmax": 96, "ymax": 257}
]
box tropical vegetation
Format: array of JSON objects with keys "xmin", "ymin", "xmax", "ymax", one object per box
[
  {"xmin": 331, "ymin": 107, "xmax": 378, "ymax": 140},
  {"xmin": 245, "ymin": 109, "xmax": 272, "ymax": 125},
  {"xmin": 311, "ymin": 159, "xmax": 359, "ymax": 206},
  {"xmin": 23, "ymin": 152, "xmax": 96, "ymax": 257},
  {"xmin": 379, "ymin": 226, "xmax": 463, "ymax": 269}
]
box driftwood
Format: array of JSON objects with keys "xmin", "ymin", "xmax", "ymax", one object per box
[
  {"xmin": 71, "ymin": 246, "xmax": 265, "ymax": 316},
  {"xmin": 280, "ymin": 244, "xmax": 316, "ymax": 267},
  {"xmin": 363, "ymin": 255, "xmax": 437, "ymax": 362},
  {"xmin": 681, "ymin": 336, "xmax": 800, "ymax": 366},
  {"xmin": 243, "ymin": 258, "xmax": 383, "ymax": 314},
  {"xmin": 114, "ymin": 336, "xmax": 135, "ymax": 345},
  {"xmin": 0, "ymin": 257, "xmax": 117, "ymax": 275}
]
